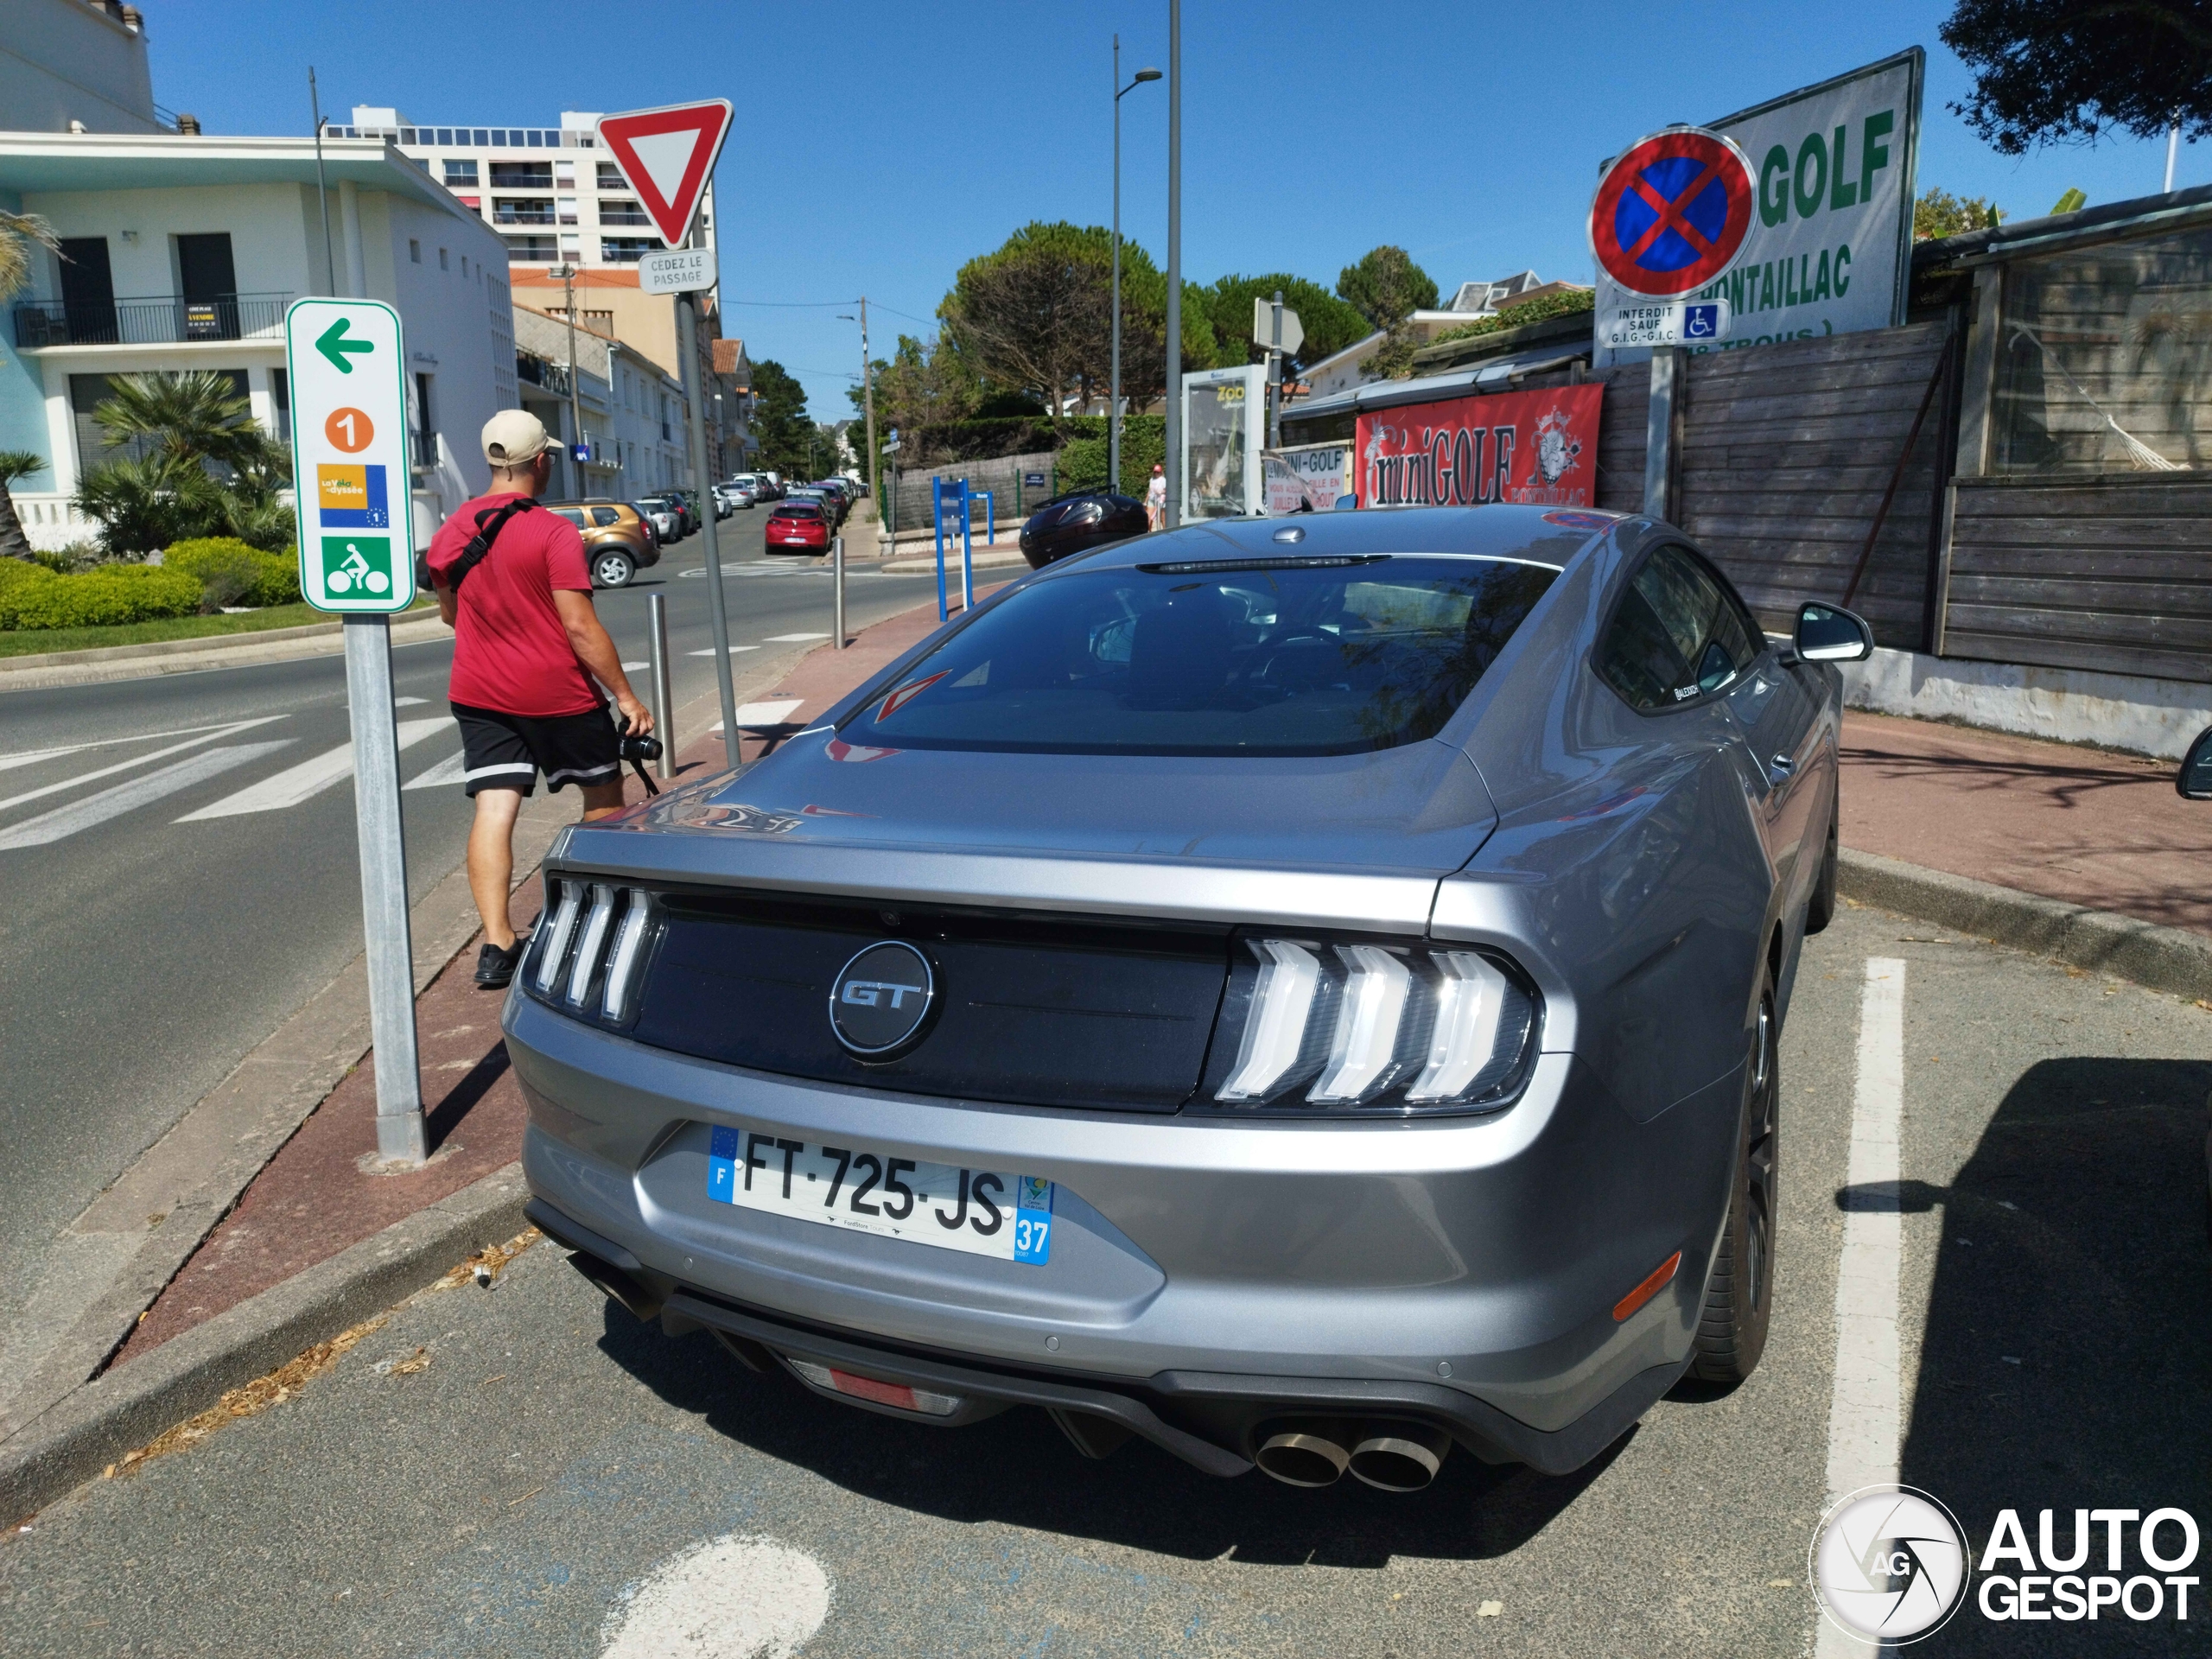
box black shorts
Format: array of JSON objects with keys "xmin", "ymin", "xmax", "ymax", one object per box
[{"xmin": 452, "ymin": 701, "xmax": 622, "ymax": 798}]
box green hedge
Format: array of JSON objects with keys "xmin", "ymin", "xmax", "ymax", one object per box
[
  {"xmin": 163, "ymin": 537, "xmax": 302, "ymax": 610},
  {"xmin": 0, "ymin": 560, "xmax": 204, "ymax": 630}
]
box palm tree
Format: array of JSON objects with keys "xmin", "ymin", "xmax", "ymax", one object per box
[
  {"xmin": 0, "ymin": 451, "xmax": 47, "ymax": 563},
  {"xmin": 76, "ymin": 372, "xmax": 295, "ymax": 556},
  {"xmin": 92, "ymin": 371, "xmax": 274, "ymax": 471}
]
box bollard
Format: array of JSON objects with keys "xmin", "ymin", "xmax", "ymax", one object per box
[
  {"xmin": 645, "ymin": 590, "xmax": 676, "ymax": 780},
  {"xmin": 833, "ymin": 533, "xmax": 846, "ymax": 650}
]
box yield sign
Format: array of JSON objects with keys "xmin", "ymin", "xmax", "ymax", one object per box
[
  {"xmin": 1590, "ymin": 126, "xmax": 1754, "ymax": 297},
  {"xmin": 595, "ymin": 99, "xmax": 734, "ymax": 248}
]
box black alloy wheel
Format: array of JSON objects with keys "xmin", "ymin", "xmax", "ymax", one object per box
[{"xmin": 1690, "ymin": 982, "xmax": 1778, "ymax": 1384}]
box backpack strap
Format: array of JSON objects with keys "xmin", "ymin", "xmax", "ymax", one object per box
[{"xmin": 420, "ymin": 497, "xmax": 537, "ymax": 594}]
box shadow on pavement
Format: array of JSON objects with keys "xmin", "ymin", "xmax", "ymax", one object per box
[
  {"xmin": 588, "ymin": 1300, "xmax": 1630, "ymax": 1566},
  {"xmin": 1887, "ymin": 1057, "xmax": 2212, "ymax": 1653}
]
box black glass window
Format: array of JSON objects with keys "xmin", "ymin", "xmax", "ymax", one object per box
[
  {"xmin": 836, "ymin": 556, "xmax": 1558, "ymax": 758},
  {"xmin": 1595, "ymin": 544, "xmax": 1762, "ymax": 711}
]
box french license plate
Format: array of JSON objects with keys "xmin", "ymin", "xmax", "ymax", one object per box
[{"xmin": 708, "ymin": 1125, "xmax": 1053, "ymax": 1264}]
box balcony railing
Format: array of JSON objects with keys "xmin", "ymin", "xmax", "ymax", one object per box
[
  {"xmin": 598, "ymin": 203, "xmax": 652, "ymax": 226},
  {"xmin": 493, "ymin": 204, "xmax": 556, "ymax": 226},
  {"xmin": 12, "ymin": 292, "xmax": 289, "ymax": 348}
]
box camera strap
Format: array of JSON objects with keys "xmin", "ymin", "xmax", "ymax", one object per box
[{"xmin": 419, "ymin": 497, "xmax": 537, "ymax": 594}]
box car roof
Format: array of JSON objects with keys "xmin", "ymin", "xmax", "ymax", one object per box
[{"xmin": 1042, "ymin": 504, "xmax": 1627, "ymax": 574}]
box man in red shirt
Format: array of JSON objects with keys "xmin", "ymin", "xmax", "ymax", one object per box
[{"xmin": 428, "ymin": 410, "xmax": 653, "ymax": 988}]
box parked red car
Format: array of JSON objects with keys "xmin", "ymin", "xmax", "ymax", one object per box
[{"xmin": 764, "ymin": 499, "xmax": 830, "ymax": 554}]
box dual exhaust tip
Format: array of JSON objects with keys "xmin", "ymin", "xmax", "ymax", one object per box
[{"xmin": 1255, "ymin": 1419, "xmax": 1453, "ymax": 1492}]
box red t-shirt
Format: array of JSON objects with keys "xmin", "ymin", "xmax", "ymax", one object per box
[{"xmin": 428, "ymin": 493, "xmax": 600, "ymax": 716}]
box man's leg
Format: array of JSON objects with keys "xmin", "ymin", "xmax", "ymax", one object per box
[
  {"xmin": 578, "ymin": 778, "xmax": 627, "ymax": 822},
  {"xmin": 467, "ymin": 785, "xmax": 526, "ymax": 950}
]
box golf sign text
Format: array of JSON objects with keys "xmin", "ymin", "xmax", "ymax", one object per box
[{"xmin": 283, "ymin": 298, "xmax": 416, "ymax": 613}]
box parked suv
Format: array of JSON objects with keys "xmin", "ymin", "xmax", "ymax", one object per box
[{"xmin": 543, "ymin": 499, "xmax": 660, "ymax": 588}]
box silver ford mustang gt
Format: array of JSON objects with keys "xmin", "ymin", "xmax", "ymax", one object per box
[{"xmin": 510, "ymin": 504, "xmax": 1873, "ymax": 1492}]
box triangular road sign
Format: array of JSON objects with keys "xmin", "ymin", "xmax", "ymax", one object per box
[{"xmin": 594, "ymin": 100, "xmax": 734, "ymax": 249}]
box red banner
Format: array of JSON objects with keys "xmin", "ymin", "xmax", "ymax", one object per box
[{"xmin": 1355, "ymin": 383, "xmax": 1604, "ymax": 510}]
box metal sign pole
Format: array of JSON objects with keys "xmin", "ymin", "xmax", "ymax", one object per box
[
  {"xmin": 645, "ymin": 589, "xmax": 676, "ymax": 779},
  {"xmin": 343, "ymin": 614, "xmax": 425, "ymax": 1165},
  {"xmin": 961, "ymin": 493, "xmax": 974, "ymax": 613},
  {"xmin": 679, "ymin": 290, "xmax": 740, "ymax": 766}
]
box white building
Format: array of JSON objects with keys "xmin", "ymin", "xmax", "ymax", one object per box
[
  {"xmin": 1299, "ymin": 270, "xmax": 1587, "ymax": 402},
  {"xmin": 0, "ymin": 130, "xmax": 513, "ymax": 549},
  {"xmin": 3, "ymin": 0, "xmax": 165, "ymax": 138}
]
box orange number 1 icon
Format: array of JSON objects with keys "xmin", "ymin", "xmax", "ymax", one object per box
[{"xmin": 326, "ymin": 406, "xmax": 374, "ymax": 453}]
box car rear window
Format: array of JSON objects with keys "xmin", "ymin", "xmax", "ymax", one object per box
[
  {"xmin": 835, "ymin": 555, "xmax": 1558, "ymax": 757},
  {"xmin": 772, "ymin": 503, "xmax": 823, "ymax": 519}
]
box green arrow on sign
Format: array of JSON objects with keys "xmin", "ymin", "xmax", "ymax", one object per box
[{"xmin": 315, "ymin": 317, "xmax": 374, "ymax": 373}]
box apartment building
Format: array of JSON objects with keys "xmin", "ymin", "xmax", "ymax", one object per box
[{"xmin": 0, "ymin": 129, "xmax": 512, "ymax": 548}]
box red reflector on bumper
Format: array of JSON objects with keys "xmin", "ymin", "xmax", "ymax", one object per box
[
  {"xmin": 829, "ymin": 1368, "xmax": 917, "ymax": 1410},
  {"xmin": 1612, "ymin": 1249, "xmax": 1682, "ymax": 1322}
]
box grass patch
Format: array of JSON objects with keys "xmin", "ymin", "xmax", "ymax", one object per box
[{"xmin": 0, "ymin": 596, "xmax": 435, "ymax": 658}]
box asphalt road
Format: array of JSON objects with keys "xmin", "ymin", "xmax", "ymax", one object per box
[
  {"xmin": 0, "ymin": 512, "xmax": 943, "ymax": 1373},
  {"xmin": 6, "ymin": 904, "xmax": 2206, "ymax": 1656}
]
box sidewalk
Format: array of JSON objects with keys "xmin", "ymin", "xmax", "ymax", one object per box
[
  {"xmin": 113, "ymin": 583, "xmax": 1011, "ymax": 1369},
  {"xmin": 1839, "ymin": 711, "xmax": 2212, "ymax": 937}
]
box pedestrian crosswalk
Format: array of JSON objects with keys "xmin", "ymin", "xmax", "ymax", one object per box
[{"xmin": 0, "ymin": 711, "xmax": 493, "ymax": 851}]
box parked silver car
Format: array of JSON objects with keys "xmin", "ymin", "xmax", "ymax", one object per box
[{"xmin": 510, "ymin": 505, "xmax": 1872, "ymax": 1491}]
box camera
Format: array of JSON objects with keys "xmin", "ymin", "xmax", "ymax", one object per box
[{"xmin": 619, "ymin": 732, "xmax": 662, "ymax": 763}]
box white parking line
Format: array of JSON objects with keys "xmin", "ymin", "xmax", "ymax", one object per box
[
  {"xmin": 762, "ymin": 632, "xmax": 830, "ymax": 642},
  {"xmin": 709, "ymin": 700, "xmax": 804, "ymax": 735},
  {"xmin": 0, "ymin": 741, "xmax": 294, "ymax": 850},
  {"xmin": 175, "ymin": 717, "xmax": 454, "ymax": 820},
  {"xmin": 1814, "ymin": 957, "xmax": 1907, "ymax": 1656},
  {"xmin": 599, "ymin": 1534, "xmax": 829, "ymax": 1659},
  {"xmin": 0, "ymin": 717, "xmax": 288, "ymax": 816}
]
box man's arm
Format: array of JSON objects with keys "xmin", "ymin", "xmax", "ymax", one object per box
[
  {"xmin": 434, "ymin": 581, "xmax": 456, "ymax": 626},
  {"xmin": 552, "ymin": 588, "xmax": 653, "ymax": 735}
]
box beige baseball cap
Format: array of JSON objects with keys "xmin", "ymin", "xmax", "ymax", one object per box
[{"xmin": 482, "ymin": 409, "xmax": 550, "ymax": 467}]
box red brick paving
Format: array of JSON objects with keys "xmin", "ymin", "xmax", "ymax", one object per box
[
  {"xmin": 117, "ymin": 589, "xmax": 1005, "ymax": 1365},
  {"xmin": 1840, "ymin": 710, "xmax": 2212, "ymax": 937}
]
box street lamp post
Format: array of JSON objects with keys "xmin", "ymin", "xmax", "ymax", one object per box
[
  {"xmin": 1164, "ymin": 0, "xmax": 1182, "ymax": 529},
  {"xmin": 838, "ymin": 300, "xmax": 881, "ymax": 546},
  {"xmin": 1111, "ymin": 42, "xmax": 1162, "ymax": 497}
]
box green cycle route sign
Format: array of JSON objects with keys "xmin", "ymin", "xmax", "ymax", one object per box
[{"xmin": 282, "ymin": 297, "xmax": 417, "ymax": 613}]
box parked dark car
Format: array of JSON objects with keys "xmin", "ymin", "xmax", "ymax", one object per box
[
  {"xmin": 762, "ymin": 499, "xmax": 830, "ymax": 554},
  {"xmin": 1019, "ymin": 489, "xmax": 1149, "ymax": 569}
]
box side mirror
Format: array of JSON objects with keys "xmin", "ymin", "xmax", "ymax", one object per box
[
  {"xmin": 2179, "ymin": 727, "xmax": 2212, "ymax": 800},
  {"xmin": 1796, "ymin": 601, "xmax": 1873, "ymax": 663},
  {"xmin": 1332, "ymin": 493, "xmax": 1359, "ymax": 511}
]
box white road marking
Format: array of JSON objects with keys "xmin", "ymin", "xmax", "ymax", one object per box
[
  {"xmin": 393, "ymin": 696, "xmax": 429, "ymax": 707},
  {"xmin": 0, "ymin": 742, "xmax": 294, "ymax": 850},
  {"xmin": 0, "ymin": 717, "xmax": 279, "ymax": 775},
  {"xmin": 620, "ymin": 660, "xmax": 648, "ymax": 671},
  {"xmin": 1815, "ymin": 957, "xmax": 1907, "ymax": 1657},
  {"xmin": 688, "ymin": 645, "xmax": 760, "ymax": 657},
  {"xmin": 403, "ymin": 750, "xmax": 468, "ymax": 791},
  {"xmin": 762, "ymin": 632, "xmax": 830, "ymax": 642},
  {"xmin": 708, "ymin": 700, "xmax": 804, "ymax": 735},
  {"xmin": 175, "ymin": 717, "xmax": 454, "ymax": 820},
  {"xmin": 0, "ymin": 717, "xmax": 289, "ymax": 816},
  {"xmin": 599, "ymin": 1534, "xmax": 829, "ymax": 1659}
]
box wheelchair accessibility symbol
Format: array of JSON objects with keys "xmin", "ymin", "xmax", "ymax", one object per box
[
  {"xmin": 320, "ymin": 535, "xmax": 394, "ymax": 597},
  {"xmin": 1684, "ymin": 303, "xmax": 1721, "ymax": 340}
]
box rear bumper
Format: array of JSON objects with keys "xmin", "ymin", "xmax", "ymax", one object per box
[
  {"xmin": 528, "ymin": 1194, "xmax": 1690, "ymax": 1477},
  {"xmin": 508, "ymin": 994, "xmax": 1742, "ymax": 1467}
]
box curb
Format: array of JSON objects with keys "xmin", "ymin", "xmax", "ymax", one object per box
[
  {"xmin": 1838, "ymin": 847, "xmax": 2212, "ymax": 999},
  {"xmin": 0, "ymin": 1163, "xmax": 529, "ymax": 1526},
  {"xmin": 0, "ymin": 613, "xmax": 449, "ymax": 691}
]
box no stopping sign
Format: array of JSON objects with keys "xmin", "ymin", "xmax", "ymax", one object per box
[{"xmin": 1591, "ymin": 127, "xmax": 1754, "ymax": 297}]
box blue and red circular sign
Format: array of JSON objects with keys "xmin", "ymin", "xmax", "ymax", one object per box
[{"xmin": 1590, "ymin": 127, "xmax": 1754, "ymax": 297}]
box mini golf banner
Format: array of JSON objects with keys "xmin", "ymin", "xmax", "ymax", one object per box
[{"xmin": 1355, "ymin": 384, "xmax": 1603, "ymax": 510}]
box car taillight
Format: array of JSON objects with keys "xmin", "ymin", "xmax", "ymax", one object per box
[
  {"xmin": 1202, "ymin": 936, "xmax": 1540, "ymax": 1114},
  {"xmin": 526, "ymin": 878, "xmax": 658, "ymax": 1027}
]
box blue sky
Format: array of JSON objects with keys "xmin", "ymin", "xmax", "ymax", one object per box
[{"xmin": 142, "ymin": 0, "xmax": 2189, "ymax": 417}]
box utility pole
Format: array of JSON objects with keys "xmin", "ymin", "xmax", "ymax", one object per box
[
  {"xmin": 842, "ymin": 301, "xmax": 880, "ymax": 542},
  {"xmin": 554, "ymin": 263, "xmax": 585, "ymax": 495},
  {"xmin": 2167, "ymin": 118, "xmax": 2181, "ymax": 193},
  {"xmin": 1268, "ymin": 289, "xmax": 1284, "ymax": 448},
  {"xmin": 1164, "ymin": 0, "xmax": 1182, "ymax": 528},
  {"xmin": 308, "ymin": 69, "xmax": 334, "ymax": 296}
]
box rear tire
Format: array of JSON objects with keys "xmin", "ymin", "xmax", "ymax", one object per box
[
  {"xmin": 1690, "ymin": 983, "xmax": 1778, "ymax": 1385},
  {"xmin": 1804, "ymin": 801, "xmax": 1840, "ymax": 935},
  {"xmin": 592, "ymin": 550, "xmax": 636, "ymax": 589}
]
